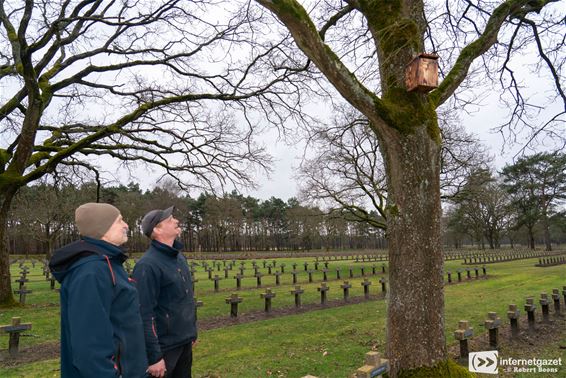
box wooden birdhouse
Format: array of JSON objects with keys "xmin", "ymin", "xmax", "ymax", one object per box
[{"xmin": 405, "ymin": 53, "xmax": 439, "ymax": 93}]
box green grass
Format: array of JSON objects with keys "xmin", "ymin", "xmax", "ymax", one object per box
[{"xmin": 1, "ymin": 254, "xmax": 565, "ymax": 377}]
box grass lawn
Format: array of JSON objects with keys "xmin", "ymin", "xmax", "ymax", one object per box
[{"xmin": 0, "ymin": 252, "xmax": 565, "ymax": 377}]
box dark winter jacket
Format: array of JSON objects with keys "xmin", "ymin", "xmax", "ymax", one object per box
[
  {"xmin": 49, "ymin": 237, "xmax": 148, "ymax": 378},
  {"xmin": 132, "ymin": 239, "xmax": 197, "ymax": 365}
]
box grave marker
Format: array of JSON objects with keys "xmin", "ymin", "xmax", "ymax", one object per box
[
  {"xmin": 260, "ymin": 288, "xmax": 276, "ymax": 313},
  {"xmin": 484, "ymin": 312, "xmax": 501, "ymax": 349},
  {"xmin": 0, "ymin": 317, "xmax": 32, "ymax": 357},
  {"xmin": 291, "ymin": 286, "xmax": 304, "ymax": 308},
  {"xmin": 225, "ymin": 293, "xmax": 243, "ymax": 318},
  {"xmin": 361, "ymin": 279, "xmax": 372, "ymax": 300},
  {"xmin": 318, "ymin": 283, "xmax": 329, "ymax": 305},
  {"xmin": 341, "ymin": 281, "xmax": 352, "ymax": 302},
  {"xmin": 454, "ymin": 320, "xmax": 473, "ymax": 359},
  {"xmin": 507, "ymin": 304, "xmax": 520, "ymax": 338},
  {"xmin": 524, "ymin": 297, "xmax": 536, "ymax": 331}
]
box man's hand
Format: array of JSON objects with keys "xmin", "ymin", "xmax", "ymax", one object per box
[{"xmin": 147, "ymin": 359, "xmax": 167, "ymax": 377}]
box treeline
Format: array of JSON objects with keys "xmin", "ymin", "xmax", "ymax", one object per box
[
  {"xmin": 7, "ymin": 181, "xmax": 387, "ymax": 256},
  {"xmin": 443, "ymin": 152, "xmax": 566, "ymax": 250}
]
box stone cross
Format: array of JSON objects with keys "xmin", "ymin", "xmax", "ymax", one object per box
[
  {"xmin": 454, "ymin": 320, "xmax": 473, "ymax": 359},
  {"xmin": 14, "ymin": 285, "xmax": 32, "ymax": 305},
  {"xmin": 225, "ymin": 293, "xmax": 243, "ymax": 318},
  {"xmin": 291, "ymin": 285, "xmax": 304, "ymax": 308},
  {"xmin": 267, "ymin": 264, "xmax": 273, "ymax": 275},
  {"xmin": 50, "ymin": 277, "xmax": 57, "ymax": 290},
  {"xmin": 205, "ymin": 267, "xmax": 213, "ymax": 280},
  {"xmin": 212, "ymin": 275, "xmax": 222, "ymax": 292},
  {"xmin": 524, "ymin": 297, "xmax": 536, "ymax": 330},
  {"xmin": 474, "ymin": 267, "xmax": 479, "ymax": 279},
  {"xmin": 234, "ymin": 273, "xmax": 244, "ymax": 290},
  {"xmin": 507, "ymin": 304, "xmax": 520, "ymax": 338},
  {"xmin": 484, "ymin": 312, "xmax": 501, "ymax": 349},
  {"xmin": 379, "ymin": 278, "xmax": 386, "ymax": 293},
  {"xmin": 260, "ymin": 288, "xmax": 276, "ymax": 313},
  {"xmin": 335, "ymin": 267, "xmax": 341, "ymax": 280},
  {"xmin": 361, "ymin": 279, "xmax": 372, "ymax": 300},
  {"xmin": 303, "ymin": 262, "xmax": 309, "ymax": 271},
  {"xmin": 224, "ymin": 267, "xmax": 230, "ymax": 279},
  {"xmin": 318, "ymin": 283, "xmax": 329, "ymax": 305},
  {"xmin": 274, "ymin": 271, "xmax": 282, "ymax": 286},
  {"xmin": 322, "ymin": 268, "xmax": 328, "ymax": 282},
  {"xmin": 482, "ymin": 265, "xmax": 487, "ymax": 276},
  {"xmin": 371, "ymin": 265, "xmax": 377, "ymax": 275},
  {"xmin": 341, "ymin": 281, "xmax": 352, "ymax": 302},
  {"xmin": 349, "ymin": 266, "xmax": 354, "ymax": 279},
  {"xmin": 457, "ymin": 269, "xmax": 462, "ymax": 282},
  {"xmin": 280, "ymin": 263, "xmax": 285, "ymax": 274},
  {"xmin": 466, "ymin": 268, "xmax": 471, "ymax": 279},
  {"xmin": 307, "ymin": 270, "xmax": 314, "ymax": 283},
  {"xmin": 563, "ymin": 286, "xmax": 566, "ymax": 306},
  {"xmin": 360, "ymin": 266, "xmax": 366, "ymax": 277},
  {"xmin": 314, "ymin": 261, "xmax": 319, "ymax": 271},
  {"xmin": 355, "ymin": 351, "xmax": 389, "ymax": 378},
  {"xmin": 0, "ymin": 317, "xmax": 32, "ymax": 357},
  {"xmin": 382, "ymin": 264, "xmax": 386, "ymax": 273},
  {"xmin": 291, "ymin": 270, "xmax": 298, "ymax": 284},
  {"xmin": 255, "ymin": 272, "xmax": 263, "ymax": 288},
  {"xmin": 539, "ymin": 293, "xmax": 550, "ymax": 322},
  {"xmin": 447, "ymin": 271, "xmax": 452, "ymax": 284},
  {"xmin": 14, "ymin": 276, "xmax": 28, "ymax": 290},
  {"xmin": 262, "ymin": 260, "xmax": 267, "ymax": 268}
]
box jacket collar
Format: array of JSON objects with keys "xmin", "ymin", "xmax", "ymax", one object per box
[
  {"xmin": 82, "ymin": 236, "xmax": 128, "ymax": 263},
  {"xmin": 151, "ymin": 239, "xmax": 183, "ymax": 258}
]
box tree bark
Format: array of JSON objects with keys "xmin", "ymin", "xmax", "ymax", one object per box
[
  {"xmin": 541, "ymin": 213, "xmax": 552, "ymax": 251},
  {"xmin": 383, "ymin": 126, "xmax": 445, "ymax": 373},
  {"xmin": 0, "ymin": 191, "xmax": 17, "ymax": 305},
  {"xmin": 527, "ymin": 227, "xmax": 535, "ymax": 249}
]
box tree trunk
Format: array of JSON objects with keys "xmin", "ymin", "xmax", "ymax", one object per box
[
  {"xmin": 383, "ymin": 126, "xmax": 445, "ymax": 374},
  {"xmin": 541, "ymin": 213, "xmax": 552, "ymax": 251},
  {"xmin": 528, "ymin": 227, "xmax": 535, "ymax": 250},
  {"xmin": 0, "ymin": 192, "xmax": 17, "ymax": 305}
]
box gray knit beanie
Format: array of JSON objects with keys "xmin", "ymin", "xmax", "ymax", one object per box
[{"xmin": 75, "ymin": 203, "xmax": 121, "ymax": 239}]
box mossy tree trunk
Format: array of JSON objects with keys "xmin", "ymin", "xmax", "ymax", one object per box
[
  {"xmin": 381, "ymin": 126, "xmax": 445, "ymax": 372},
  {"xmin": 254, "ymin": 0, "xmax": 544, "ymax": 375},
  {"xmin": 0, "ymin": 189, "xmax": 18, "ymax": 306}
]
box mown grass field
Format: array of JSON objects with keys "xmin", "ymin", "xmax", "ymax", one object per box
[{"xmin": 0, "ymin": 251, "xmax": 565, "ymax": 377}]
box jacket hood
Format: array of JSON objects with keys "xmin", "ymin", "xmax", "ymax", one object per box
[{"xmin": 49, "ymin": 237, "xmax": 128, "ymax": 283}]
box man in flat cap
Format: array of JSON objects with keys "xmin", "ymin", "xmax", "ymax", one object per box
[
  {"xmin": 49, "ymin": 203, "xmax": 148, "ymax": 377},
  {"xmin": 132, "ymin": 206, "xmax": 197, "ymax": 378}
]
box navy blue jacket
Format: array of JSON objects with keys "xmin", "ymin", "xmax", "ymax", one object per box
[
  {"xmin": 132, "ymin": 239, "xmax": 197, "ymax": 365},
  {"xmin": 50, "ymin": 237, "xmax": 148, "ymax": 378}
]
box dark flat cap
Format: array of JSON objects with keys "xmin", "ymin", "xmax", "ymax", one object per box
[{"xmin": 141, "ymin": 206, "xmax": 174, "ymax": 237}]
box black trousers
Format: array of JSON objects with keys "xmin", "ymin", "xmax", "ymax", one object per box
[{"xmin": 163, "ymin": 343, "xmax": 192, "ymax": 378}]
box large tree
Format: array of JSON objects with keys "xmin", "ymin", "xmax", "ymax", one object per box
[
  {"xmin": 501, "ymin": 151, "xmax": 566, "ymax": 250},
  {"xmin": 254, "ymin": 0, "xmax": 564, "ymax": 375},
  {"xmin": 0, "ymin": 0, "xmax": 307, "ymax": 304}
]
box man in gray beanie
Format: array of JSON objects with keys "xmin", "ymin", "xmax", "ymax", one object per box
[{"xmin": 49, "ymin": 203, "xmax": 148, "ymax": 377}]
